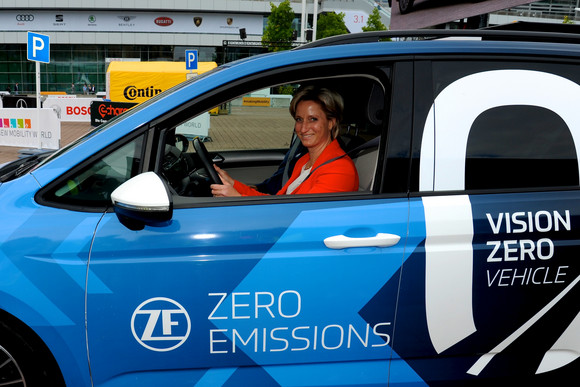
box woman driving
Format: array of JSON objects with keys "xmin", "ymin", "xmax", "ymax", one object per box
[{"xmin": 211, "ymin": 85, "xmax": 359, "ymax": 196}]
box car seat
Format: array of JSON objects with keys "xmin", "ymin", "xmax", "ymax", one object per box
[{"xmin": 347, "ymin": 82, "xmax": 385, "ymax": 191}]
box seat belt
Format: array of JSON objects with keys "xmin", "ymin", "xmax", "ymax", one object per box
[
  {"xmin": 303, "ymin": 135, "xmax": 381, "ymax": 183},
  {"xmin": 282, "ymin": 135, "xmax": 302, "ymax": 186}
]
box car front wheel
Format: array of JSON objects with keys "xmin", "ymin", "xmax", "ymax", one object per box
[{"xmin": 0, "ymin": 321, "xmax": 65, "ymax": 386}]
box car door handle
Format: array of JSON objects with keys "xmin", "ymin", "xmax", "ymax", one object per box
[{"xmin": 323, "ymin": 233, "xmax": 401, "ymax": 250}]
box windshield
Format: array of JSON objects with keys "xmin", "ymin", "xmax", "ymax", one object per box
[
  {"xmin": 31, "ymin": 123, "xmax": 110, "ymax": 172},
  {"xmin": 35, "ymin": 66, "xmax": 225, "ymax": 170},
  {"xmin": 1, "ymin": 65, "xmax": 227, "ymax": 182}
]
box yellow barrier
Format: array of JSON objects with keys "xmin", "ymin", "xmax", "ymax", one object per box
[{"xmin": 242, "ymin": 97, "xmax": 271, "ymax": 107}]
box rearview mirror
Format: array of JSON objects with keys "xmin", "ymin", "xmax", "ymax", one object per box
[{"xmin": 111, "ymin": 172, "xmax": 173, "ymax": 230}]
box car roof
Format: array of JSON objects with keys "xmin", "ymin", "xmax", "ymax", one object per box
[{"xmin": 299, "ymin": 29, "xmax": 580, "ymax": 49}]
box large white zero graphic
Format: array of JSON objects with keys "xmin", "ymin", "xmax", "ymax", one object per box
[
  {"xmin": 131, "ymin": 297, "xmax": 191, "ymax": 352},
  {"xmin": 421, "ymin": 70, "xmax": 580, "ymax": 376},
  {"xmin": 420, "ymin": 69, "xmax": 580, "ymax": 191}
]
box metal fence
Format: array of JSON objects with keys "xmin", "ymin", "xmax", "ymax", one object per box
[{"xmin": 495, "ymin": 0, "xmax": 580, "ymax": 21}]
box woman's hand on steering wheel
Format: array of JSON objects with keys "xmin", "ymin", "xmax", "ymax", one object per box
[
  {"xmin": 211, "ymin": 165, "xmax": 241, "ymax": 197},
  {"xmin": 213, "ymin": 164, "xmax": 234, "ymax": 185},
  {"xmin": 193, "ymin": 137, "xmax": 222, "ymax": 185}
]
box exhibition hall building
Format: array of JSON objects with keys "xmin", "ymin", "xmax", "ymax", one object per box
[
  {"xmin": 0, "ymin": 0, "xmax": 387, "ymax": 95},
  {"xmin": 0, "ymin": 0, "xmax": 577, "ymax": 95}
]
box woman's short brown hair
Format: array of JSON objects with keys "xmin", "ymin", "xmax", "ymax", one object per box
[{"xmin": 289, "ymin": 85, "xmax": 344, "ymax": 139}]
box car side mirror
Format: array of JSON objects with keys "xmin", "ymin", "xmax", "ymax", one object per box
[{"xmin": 111, "ymin": 172, "xmax": 173, "ymax": 230}]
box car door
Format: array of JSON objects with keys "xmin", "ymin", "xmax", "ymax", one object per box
[
  {"xmin": 86, "ymin": 197, "xmax": 408, "ymax": 386},
  {"xmin": 85, "ymin": 61, "xmax": 415, "ymax": 386},
  {"xmin": 391, "ymin": 58, "xmax": 580, "ymax": 385}
]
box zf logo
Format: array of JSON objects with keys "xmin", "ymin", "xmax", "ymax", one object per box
[
  {"xmin": 131, "ymin": 297, "xmax": 191, "ymax": 352},
  {"xmin": 16, "ymin": 15, "xmax": 34, "ymax": 22}
]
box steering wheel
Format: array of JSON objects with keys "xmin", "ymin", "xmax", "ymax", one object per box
[{"xmin": 193, "ymin": 138, "xmax": 222, "ymax": 185}]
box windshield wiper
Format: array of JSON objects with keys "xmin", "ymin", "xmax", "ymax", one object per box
[{"xmin": 0, "ymin": 152, "xmax": 53, "ymax": 182}]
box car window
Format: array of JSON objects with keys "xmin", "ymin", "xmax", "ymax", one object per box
[
  {"xmin": 43, "ymin": 134, "xmax": 145, "ymax": 208},
  {"xmin": 466, "ymin": 105, "xmax": 578, "ymax": 190},
  {"xmin": 177, "ymin": 93, "xmax": 296, "ymax": 152},
  {"xmin": 417, "ymin": 60, "xmax": 580, "ymax": 192},
  {"xmin": 156, "ymin": 73, "xmax": 390, "ymax": 199}
]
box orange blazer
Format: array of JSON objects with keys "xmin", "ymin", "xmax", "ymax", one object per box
[{"xmin": 234, "ymin": 139, "xmax": 359, "ymax": 196}]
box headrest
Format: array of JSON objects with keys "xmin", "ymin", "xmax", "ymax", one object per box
[{"xmin": 367, "ymin": 83, "xmax": 385, "ymax": 127}]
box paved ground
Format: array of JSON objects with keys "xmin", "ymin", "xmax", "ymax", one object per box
[
  {"xmin": 207, "ymin": 106, "xmax": 294, "ymax": 151},
  {"xmin": 0, "ymin": 105, "xmax": 295, "ymax": 165}
]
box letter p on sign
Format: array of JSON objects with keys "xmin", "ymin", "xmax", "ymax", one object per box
[
  {"xmin": 185, "ymin": 49, "xmax": 198, "ymax": 70},
  {"xmin": 27, "ymin": 32, "xmax": 50, "ymax": 63}
]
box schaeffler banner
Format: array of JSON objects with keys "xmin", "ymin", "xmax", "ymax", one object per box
[
  {"xmin": 90, "ymin": 101, "xmax": 137, "ymax": 127},
  {"xmin": 390, "ymin": 0, "xmax": 536, "ymax": 30}
]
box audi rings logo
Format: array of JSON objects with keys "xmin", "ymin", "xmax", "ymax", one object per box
[
  {"xmin": 16, "ymin": 14, "xmax": 35, "ymax": 22},
  {"xmin": 131, "ymin": 297, "xmax": 191, "ymax": 352}
]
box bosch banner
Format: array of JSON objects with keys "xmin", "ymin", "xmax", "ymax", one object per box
[{"xmin": 43, "ymin": 97, "xmax": 100, "ymax": 122}]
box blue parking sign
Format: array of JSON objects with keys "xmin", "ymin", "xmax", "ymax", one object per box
[
  {"xmin": 185, "ymin": 49, "xmax": 198, "ymax": 70},
  {"xmin": 27, "ymin": 32, "xmax": 50, "ymax": 63}
]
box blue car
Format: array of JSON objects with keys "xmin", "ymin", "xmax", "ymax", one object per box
[{"xmin": 1, "ymin": 30, "xmax": 580, "ymax": 386}]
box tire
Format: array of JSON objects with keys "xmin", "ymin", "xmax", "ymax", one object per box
[
  {"xmin": 0, "ymin": 320, "xmax": 65, "ymax": 386},
  {"xmin": 399, "ymin": 0, "xmax": 415, "ymax": 14}
]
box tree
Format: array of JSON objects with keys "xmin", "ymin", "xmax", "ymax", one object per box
[
  {"xmin": 316, "ymin": 12, "xmax": 349, "ymax": 40},
  {"xmin": 362, "ymin": 7, "xmax": 387, "ymax": 32},
  {"xmin": 262, "ymin": 0, "xmax": 295, "ymax": 52},
  {"xmin": 563, "ymin": 15, "xmax": 574, "ymax": 24}
]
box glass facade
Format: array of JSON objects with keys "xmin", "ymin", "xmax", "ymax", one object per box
[
  {"xmin": 0, "ymin": 43, "xmax": 267, "ymax": 96},
  {"xmin": 0, "ymin": 11, "xmax": 300, "ymax": 96}
]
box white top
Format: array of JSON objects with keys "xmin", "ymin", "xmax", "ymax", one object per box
[{"xmin": 286, "ymin": 164, "xmax": 311, "ymax": 194}]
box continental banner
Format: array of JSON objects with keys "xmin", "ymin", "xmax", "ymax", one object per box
[{"xmin": 107, "ymin": 61, "xmax": 217, "ymax": 104}]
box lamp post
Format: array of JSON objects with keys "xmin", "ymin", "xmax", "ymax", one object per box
[
  {"xmin": 301, "ymin": 0, "xmax": 307, "ymax": 43},
  {"xmin": 313, "ymin": 0, "xmax": 319, "ymax": 42}
]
